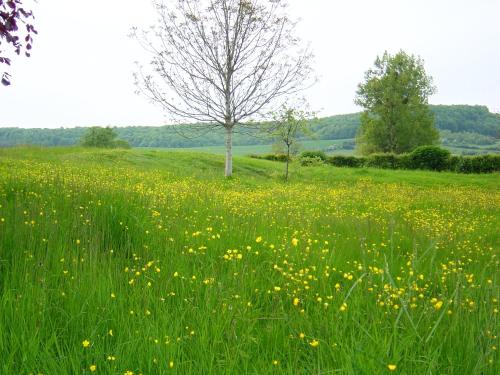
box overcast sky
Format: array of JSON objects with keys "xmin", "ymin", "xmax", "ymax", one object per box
[{"xmin": 1, "ymin": 0, "xmax": 499, "ymax": 129}]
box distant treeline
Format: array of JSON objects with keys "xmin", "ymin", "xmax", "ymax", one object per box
[{"xmin": 1, "ymin": 105, "xmax": 498, "ymax": 148}]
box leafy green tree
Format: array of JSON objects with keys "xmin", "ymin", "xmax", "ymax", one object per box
[
  {"xmin": 355, "ymin": 51, "xmax": 439, "ymax": 155},
  {"xmin": 268, "ymin": 106, "xmax": 314, "ymax": 180},
  {"xmin": 80, "ymin": 127, "xmax": 130, "ymax": 148}
]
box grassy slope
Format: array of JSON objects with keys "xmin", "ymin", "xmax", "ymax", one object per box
[
  {"xmin": 1, "ymin": 146, "xmax": 497, "ymax": 188},
  {"xmin": 0, "ymin": 147, "xmax": 499, "ymax": 374}
]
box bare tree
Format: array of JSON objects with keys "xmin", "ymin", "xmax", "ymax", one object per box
[{"xmin": 132, "ymin": 0, "xmax": 314, "ymax": 177}]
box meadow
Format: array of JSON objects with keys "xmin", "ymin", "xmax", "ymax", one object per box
[{"xmin": 0, "ymin": 147, "xmax": 498, "ymax": 374}]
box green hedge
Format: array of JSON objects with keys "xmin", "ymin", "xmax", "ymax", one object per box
[
  {"xmin": 249, "ymin": 148, "xmax": 500, "ymax": 173},
  {"xmin": 249, "ymin": 153, "xmax": 290, "ymax": 162},
  {"xmin": 299, "ymin": 156, "xmax": 325, "ymax": 167},
  {"xmin": 365, "ymin": 153, "xmax": 404, "ymax": 169},
  {"xmin": 327, "ymin": 155, "xmax": 366, "ymax": 168},
  {"xmin": 409, "ymin": 146, "xmax": 451, "ymax": 171},
  {"xmin": 300, "ymin": 150, "xmax": 327, "ymax": 161},
  {"xmin": 347, "ymin": 147, "xmax": 499, "ymax": 173},
  {"xmin": 455, "ymin": 155, "xmax": 500, "ymax": 174}
]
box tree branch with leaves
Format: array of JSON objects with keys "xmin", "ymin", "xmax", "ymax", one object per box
[{"xmin": 0, "ymin": 0, "xmax": 37, "ymax": 86}]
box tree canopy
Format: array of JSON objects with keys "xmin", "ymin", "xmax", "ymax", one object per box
[
  {"xmin": 80, "ymin": 127, "xmax": 130, "ymax": 149},
  {"xmin": 1, "ymin": 105, "xmax": 498, "ymax": 150},
  {"xmin": 355, "ymin": 50, "xmax": 439, "ymax": 155}
]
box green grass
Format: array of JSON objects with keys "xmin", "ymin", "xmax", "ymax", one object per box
[{"xmin": 0, "ymin": 146, "xmax": 499, "ymax": 374}]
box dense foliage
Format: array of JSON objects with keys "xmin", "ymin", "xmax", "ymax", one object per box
[
  {"xmin": 80, "ymin": 127, "xmax": 130, "ymax": 149},
  {"xmin": 355, "ymin": 51, "xmax": 439, "ymax": 155},
  {"xmin": 433, "ymin": 105, "xmax": 499, "ymax": 137},
  {"xmin": 326, "ymin": 155, "xmax": 366, "ymax": 168},
  {"xmin": 323, "ymin": 148, "xmax": 500, "ymax": 173},
  {"xmin": 249, "ymin": 153, "xmax": 290, "ymax": 162},
  {"xmin": 409, "ymin": 145, "xmax": 451, "ymax": 171},
  {"xmin": 0, "ymin": 105, "xmax": 498, "ymax": 149},
  {"xmin": 299, "ymin": 150, "xmax": 327, "ymax": 161}
]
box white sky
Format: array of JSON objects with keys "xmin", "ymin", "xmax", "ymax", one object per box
[{"xmin": 1, "ymin": 0, "xmax": 499, "ymax": 129}]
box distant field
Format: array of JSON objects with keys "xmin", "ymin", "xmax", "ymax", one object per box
[
  {"xmin": 155, "ymin": 139, "xmax": 499, "ymax": 156},
  {"xmin": 445, "ymin": 143, "xmax": 500, "ymax": 155},
  {"xmin": 0, "ymin": 147, "xmax": 498, "ymax": 374},
  {"xmin": 159, "ymin": 139, "xmax": 355, "ymax": 156}
]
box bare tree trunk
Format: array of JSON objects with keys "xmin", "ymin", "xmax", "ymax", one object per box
[
  {"xmin": 225, "ymin": 126, "xmax": 233, "ymax": 177},
  {"xmin": 285, "ymin": 144, "xmax": 290, "ymax": 181}
]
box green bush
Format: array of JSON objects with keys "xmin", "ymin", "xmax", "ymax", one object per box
[
  {"xmin": 249, "ymin": 150, "xmax": 499, "ymax": 173},
  {"xmin": 299, "ymin": 156, "xmax": 324, "ymax": 167},
  {"xmin": 300, "ymin": 150, "xmax": 327, "ymax": 161},
  {"xmin": 80, "ymin": 127, "xmax": 131, "ymax": 149},
  {"xmin": 409, "ymin": 146, "xmax": 451, "ymax": 171},
  {"xmin": 249, "ymin": 153, "xmax": 289, "ymax": 162},
  {"xmin": 456, "ymin": 155, "xmax": 500, "ymax": 174},
  {"xmin": 327, "ymin": 155, "xmax": 365, "ymax": 168},
  {"xmin": 397, "ymin": 154, "xmax": 413, "ymax": 169},
  {"xmin": 365, "ymin": 153, "xmax": 402, "ymax": 169},
  {"xmin": 448, "ymin": 155, "xmax": 462, "ymax": 172}
]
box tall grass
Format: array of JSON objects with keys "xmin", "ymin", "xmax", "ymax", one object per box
[{"xmin": 0, "ymin": 147, "xmax": 498, "ymax": 374}]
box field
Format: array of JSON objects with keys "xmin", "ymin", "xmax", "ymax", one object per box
[
  {"xmin": 160, "ymin": 139, "xmax": 355, "ymax": 156},
  {"xmin": 160, "ymin": 139, "xmax": 499, "ymax": 157},
  {"xmin": 0, "ymin": 147, "xmax": 499, "ymax": 374}
]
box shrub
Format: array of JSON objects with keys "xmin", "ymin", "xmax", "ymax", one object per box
[
  {"xmin": 365, "ymin": 153, "xmax": 401, "ymax": 169},
  {"xmin": 457, "ymin": 155, "xmax": 500, "ymax": 174},
  {"xmin": 80, "ymin": 127, "xmax": 131, "ymax": 149},
  {"xmin": 456, "ymin": 157, "xmax": 474, "ymax": 174},
  {"xmin": 300, "ymin": 150, "xmax": 327, "ymax": 161},
  {"xmin": 290, "ymin": 149, "xmax": 500, "ymax": 173},
  {"xmin": 327, "ymin": 155, "xmax": 365, "ymax": 168},
  {"xmin": 249, "ymin": 153, "xmax": 289, "ymax": 162},
  {"xmin": 448, "ymin": 155, "xmax": 462, "ymax": 172},
  {"xmin": 409, "ymin": 146, "xmax": 451, "ymax": 171},
  {"xmin": 397, "ymin": 153, "xmax": 413, "ymax": 169},
  {"xmin": 299, "ymin": 156, "xmax": 324, "ymax": 167}
]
